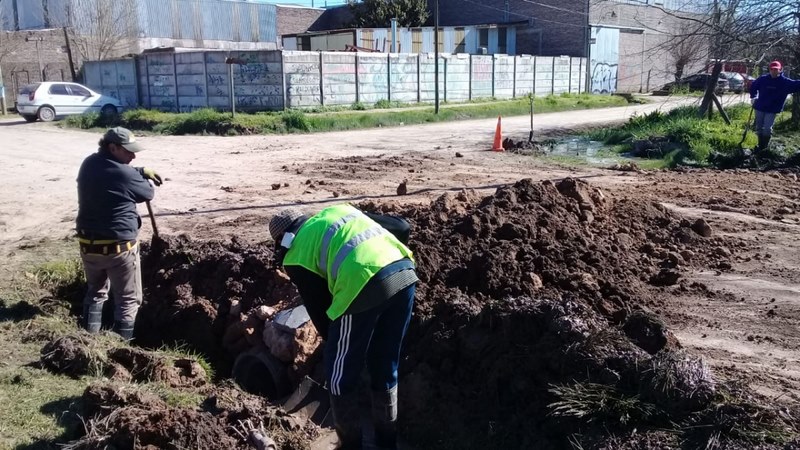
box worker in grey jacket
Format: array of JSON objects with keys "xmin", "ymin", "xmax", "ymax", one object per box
[{"xmin": 76, "ymin": 127, "xmax": 162, "ymax": 340}]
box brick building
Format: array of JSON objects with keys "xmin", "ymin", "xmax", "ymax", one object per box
[
  {"xmin": 0, "ymin": 29, "xmax": 75, "ymax": 100},
  {"xmin": 426, "ymin": 0, "xmax": 710, "ymax": 93}
]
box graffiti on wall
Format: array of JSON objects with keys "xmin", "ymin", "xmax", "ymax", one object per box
[{"xmin": 590, "ymin": 27, "xmax": 619, "ymax": 94}]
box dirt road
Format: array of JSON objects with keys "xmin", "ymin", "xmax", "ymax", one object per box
[
  {"xmin": 3, "ymin": 93, "xmax": 798, "ymax": 404},
  {"xmin": 0, "ymin": 95, "xmax": 698, "ymax": 250}
]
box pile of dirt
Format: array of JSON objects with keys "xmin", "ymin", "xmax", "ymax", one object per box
[
  {"xmin": 502, "ymin": 137, "xmax": 547, "ymax": 155},
  {"xmin": 136, "ymin": 235, "xmax": 299, "ymax": 376},
  {"xmin": 355, "ymin": 178, "xmax": 790, "ymax": 448},
  {"xmin": 56, "ymin": 177, "xmax": 794, "ymax": 449}
]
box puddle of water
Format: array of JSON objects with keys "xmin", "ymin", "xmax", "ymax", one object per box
[
  {"xmin": 548, "ymin": 137, "xmax": 621, "ymax": 165},
  {"xmin": 546, "ymin": 137, "xmax": 656, "ymax": 167}
]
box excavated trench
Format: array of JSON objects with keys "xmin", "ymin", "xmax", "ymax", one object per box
[{"xmin": 41, "ymin": 177, "xmax": 799, "ymax": 449}]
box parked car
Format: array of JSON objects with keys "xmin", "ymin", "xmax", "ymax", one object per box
[
  {"xmin": 661, "ymin": 73, "xmax": 729, "ymax": 94},
  {"xmin": 16, "ymin": 82, "xmax": 123, "ymax": 122},
  {"xmin": 720, "ymin": 72, "xmax": 745, "ymax": 94}
]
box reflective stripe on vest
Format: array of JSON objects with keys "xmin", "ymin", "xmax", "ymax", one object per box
[
  {"xmin": 319, "ymin": 211, "xmax": 362, "ymax": 273},
  {"xmin": 330, "ymin": 225, "xmax": 390, "ymax": 279},
  {"xmin": 283, "ymin": 204, "xmax": 413, "ymax": 320}
]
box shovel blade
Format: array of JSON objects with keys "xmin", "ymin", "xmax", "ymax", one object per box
[{"xmin": 281, "ymin": 376, "xmax": 331, "ymax": 426}]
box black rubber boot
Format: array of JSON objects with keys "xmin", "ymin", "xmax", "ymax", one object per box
[
  {"xmin": 330, "ymin": 392, "xmax": 363, "ymax": 450},
  {"xmin": 112, "ymin": 320, "xmax": 135, "ymax": 341},
  {"xmin": 761, "ymin": 134, "xmax": 771, "ymax": 152},
  {"xmin": 83, "ymin": 302, "xmax": 104, "ymax": 333},
  {"xmin": 371, "ymin": 385, "xmax": 398, "ymax": 450}
]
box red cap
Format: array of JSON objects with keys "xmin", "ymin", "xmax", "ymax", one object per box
[{"xmin": 769, "ymin": 61, "xmax": 782, "ymax": 70}]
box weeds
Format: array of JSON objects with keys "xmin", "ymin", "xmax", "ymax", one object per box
[
  {"xmin": 157, "ymin": 342, "xmax": 215, "ymax": 381},
  {"xmin": 549, "ymin": 382, "xmax": 659, "ymax": 426},
  {"xmin": 586, "ymin": 103, "xmax": 800, "ymax": 168},
  {"xmin": 63, "ymin": 94, "xmax": 629, "ymax": 136},
  {"xmin": 29, "ymin": 259, "xmax": 85, "ymax": 292}
]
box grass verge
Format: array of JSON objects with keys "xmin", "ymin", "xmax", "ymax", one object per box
[
  {"xmin": 0, "ymin": 248, "xmax": 208, "ymax": 448},
  {"xmin": 63, "ymin": 93, "xmax": 630, "ymax": 136},
  {"xmin": 587, "ymin": 102, "xmax": 800, "ymax": 168}
]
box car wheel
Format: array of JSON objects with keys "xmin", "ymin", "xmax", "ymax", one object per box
[
  {"xmin": 21, "ymin": 114, "xmax": 37, "ymax": 122},
  {"xmin": 37, "ymin": 106, "xmax": 56, "ymax": 122},
  {"xmin": 101, "ymin": 104, "xmax": 118, "ymax": 118}
]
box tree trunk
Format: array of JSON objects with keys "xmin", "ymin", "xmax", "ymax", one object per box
[
  {"xmin": 792, "ymin": 92, "xmax": 800, "ymax": 130},
  {"xmin": 698, "ymin": 62, "xmax": 723, "ymax": 119}
]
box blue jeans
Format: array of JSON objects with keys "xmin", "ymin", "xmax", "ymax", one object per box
[
  {"xmin": 754, "ymin": 109, "xmax": 777, "ymax": 137},
  {"xmin": 325, "ymin": 284, "xmax": 415, "ymax": 396}
]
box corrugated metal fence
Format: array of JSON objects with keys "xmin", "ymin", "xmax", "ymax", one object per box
[
  {"xmin": 1, "ymin": 0, "xmax": 277, "ymax": 44},
  {"xmin": 84, "ymin": 50, "xmax": 588, "ymax": 112}
]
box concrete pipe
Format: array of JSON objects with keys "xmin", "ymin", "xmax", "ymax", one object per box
[{"xmin": 232, "ymin": 348, "xmax": 292, "ymax": 400}]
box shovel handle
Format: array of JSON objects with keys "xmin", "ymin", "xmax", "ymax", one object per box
[{"xmin": 146, "ymin": 200, "xmax": 159, "ymax": 239}]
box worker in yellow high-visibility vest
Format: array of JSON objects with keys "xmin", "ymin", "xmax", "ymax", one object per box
[{"xmin": 269, "ymin": 204, "xmax": 417, "ymax": 450}]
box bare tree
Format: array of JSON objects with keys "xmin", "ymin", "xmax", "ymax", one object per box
[
  {"xmin": 668, "ymin": 24, "xmax": 709, "ymax": 81},
  {"xmin": 67, "ymin": 0, "xmax": 139, "ymax": 61}
]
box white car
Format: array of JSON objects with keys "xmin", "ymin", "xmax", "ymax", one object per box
[{"xmin": 16, "ymin": 82, "xmax": 123, "ymax": 122}]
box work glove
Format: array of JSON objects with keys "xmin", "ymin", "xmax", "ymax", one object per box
[{"xmin": 140, "ymin": 167, "xmax": 163, "ymax": 186}]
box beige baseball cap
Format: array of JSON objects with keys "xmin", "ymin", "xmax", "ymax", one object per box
[{"xmin": 104, "ymin": 127, "xmax": 144, "ymax": 153}]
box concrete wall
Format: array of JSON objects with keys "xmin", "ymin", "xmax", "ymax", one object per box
[{"xmin": 84, "ymin": 50, "xmax": 588, "ymax": 112}]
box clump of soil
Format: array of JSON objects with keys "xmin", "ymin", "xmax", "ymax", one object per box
[
  {"xmin": 40, "ymin": 335, "xmax": 102, "ymax": 377},
  {"xmin": 69, "ymin": 382, "xmax": 317, "ymax": 450},
  {"xmin": 136, "ymin": 235, "xmax": 298, "ymax": 375},
  {"xmin": 39, "ymin": 335, "xmax": 208, "ymax": 387},
  {"xmin": 502, "ymin": 137, "xmax": 547, "ymax": 155}
]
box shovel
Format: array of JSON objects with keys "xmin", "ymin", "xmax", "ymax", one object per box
[
  {"xmin": 738, "ymin": 105, "xmax": 754, "ymax": 150},
  {"xmin": 145, "ymin": 200, "xmax": 159, "ymax": 239},
  {"xmin": 145, "ymin": 200, "xmax": 168, "ymax": 253}
]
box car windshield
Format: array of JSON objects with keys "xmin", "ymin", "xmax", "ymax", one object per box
[{"xmin": 19, "ymin": 84, "xmax": 40, "ymax": 95}]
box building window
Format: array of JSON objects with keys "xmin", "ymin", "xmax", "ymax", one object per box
[
  {"xmin": 497, "ymin": 27, "xmax": 507, "ymax": 54},
  {"xmin": 412, "ymin": 29, "xmax": 422, "ymax": 53},
  {"xmin": 479, "ymin": 28, "xmax": 489, "ymax": 50},
  {"xmin": 300, "ymin": 36, "xmax": 311, "ymax": 51},
  {"xmin": 454, "ymin": 28, "xmax": 465, "ymax": 53}
]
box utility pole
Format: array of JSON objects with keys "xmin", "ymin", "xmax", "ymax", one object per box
[
  {"xmin": 63, "ymin": 27, "xmax": 77, "ymax": 81},
  {"xmin": 0, "ymin": 65, "xmax": 6, "ymax": 115},
  {"xmin": 434, "ymin": 0, "xmax": 440, "ymax": 114},
  {"xmin": 584, "ymin": 0, "xmax": 591, "ymax": 93},
  {"xmin": 25, "ymin": 36, "xmax": 45, "ymax": 82}
]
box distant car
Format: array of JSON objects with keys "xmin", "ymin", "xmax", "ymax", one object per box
[
  {"xmin": 720, "ymin": 72, "xmax": 745, "ymax": 94},
  {"xmin": 662, "ymin": 73, "xmax": 729, "ymax": 94},
  {"xmin": 16, "ymin": 82, "xmax": 123, "ymax": 122}
]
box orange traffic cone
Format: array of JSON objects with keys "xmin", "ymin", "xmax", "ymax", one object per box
[{"xmin": 492, "ymin": 116, "xmax": 504, "ymax": 152}]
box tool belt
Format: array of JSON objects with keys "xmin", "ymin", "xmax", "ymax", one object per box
[{"xmin": 78, "ymin": 238, "xmax": 138, "ymax": 255}]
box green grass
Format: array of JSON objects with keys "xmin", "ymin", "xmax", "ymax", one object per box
[
  {"xmin": 62, "ymin": 93, "xmax": 630, "ymax": 136},
  {"xmin": 585, "ymin": 103, "xmax": 800, "ymax": 168},
  {"xmin": 0, "ymin": 243, "xmax": 213, "ymax": 448}
]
